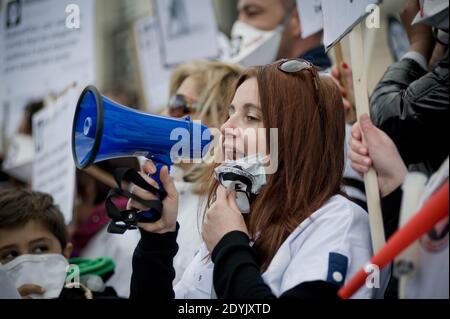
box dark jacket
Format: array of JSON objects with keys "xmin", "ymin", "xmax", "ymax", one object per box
[
  {"xmin": 370, "ymin": 49, "xmax": 449, "ymax": 299},
  {"xmin": 301, "ymin": 45, "xmax": 332, "ymax": 70},
  {"xmin": 370, "ymin": 48, "xmax": 449, "ymax": 175}
]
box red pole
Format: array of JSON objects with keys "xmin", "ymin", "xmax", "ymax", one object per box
[{"xmin": 338, "ymin": 181, "xmax": 449, "ymax": 299}]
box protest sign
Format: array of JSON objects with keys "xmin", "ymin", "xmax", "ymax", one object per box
[
  {"xmin": 154, "ymin": 0, "xmax": 220, "ymax": 67},
  {"xmin": 0, "ymin": 0, "xmax": 96, "ymax": 144},
  {"xmin": 297, "ymin": 0, "xmax": 323, "ymax": 38},
  {"xmin": 32, "ymin": 87, "xmax": 80, "ymax": 224},
  {"xmin": 322, "ymin": 0, "xmax": 380, "ymax": 50},
  {"xmin": 134, "ymin": 16, "xmax": 172, "ymax": 113}
]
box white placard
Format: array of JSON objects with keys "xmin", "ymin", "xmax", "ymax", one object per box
[
  {"xmin": 297, "ymin": 0, "xmax": 323, "ymax": 38},
  {"xmin": 0, "ymin": 0, "xmax": 96, "ymax": 143},
  {"xmin": 1, "ymin": 0, "xmax": 95, "ymax": 96},
  {"xmin": 154, "ymin": 0, "xmax": 220, "ymax": 66},
  {"xmin": 32, "ymin": 87, "xmax": 80, "ymax": 224},
  {"xmin": 321, "ymin": 0, "xmax": 380, "ymax": 50},
  {"xmin": 134, "ymin": 16, "xmax": 173, "ymax": 113}
]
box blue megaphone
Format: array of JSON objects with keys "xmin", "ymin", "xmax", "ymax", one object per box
[{"xmin": 72, "ymin": 86, "xmax": 213, "ymax": 223}]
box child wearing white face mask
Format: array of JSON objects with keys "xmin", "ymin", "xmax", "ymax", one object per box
[{"xmin": 0, "ymin": 189, "xmax": 119, "ymax": 299}]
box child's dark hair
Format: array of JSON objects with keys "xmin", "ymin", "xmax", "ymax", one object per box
[{"xmin": 0, "ymin": 188, "xmax": 68, "ymax": 249}]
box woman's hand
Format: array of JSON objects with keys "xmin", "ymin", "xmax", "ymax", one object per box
[
  {"xmin": 349, "ymin": 114, "xmax": 408, "ymax": 197},
  {"xmin": 331, "ymin": 62, "xmax": 355, "ymax": 113},
  {"xmin": 127, "ymin": 160, "xmax": 179, "ymax": 234},
  {"xmin": 400, "ymin": 0, "xmax": 435, "ymax": 61},
  {"xmin": 202, "ymin": 185, "xmax": 249, "ymax": 253}
]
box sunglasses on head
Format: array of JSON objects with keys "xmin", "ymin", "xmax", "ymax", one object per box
[
  {"xmin": 168, "ymin": 94, "xmax": 199, "ymax": 118},
  {"xmin": 277, "ymin": 58, "xmax": 325, "ymax": 128},
  {"xmin": 277, "ymin": 58, "xmax": 320, "ymax": 91}
]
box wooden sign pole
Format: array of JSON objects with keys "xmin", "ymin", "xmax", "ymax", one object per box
[{"xmin": 349, "ymin": 23, "xmax": 386, "ymax": 253}]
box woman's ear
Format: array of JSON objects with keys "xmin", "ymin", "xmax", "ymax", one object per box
[{"xmin": 63, "ymin": 242, "xmax": 73, "ymax": 259}]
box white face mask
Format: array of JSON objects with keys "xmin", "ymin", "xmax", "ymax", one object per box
[
  {"xmin": 228, "ymin": 20, "xmax": 284, "ymax": 67},
  {"xmin": 0, "ymin": 268, "xmax": 21, "ymax": 299},
  {"xmin": 0, "ymin": 254, "xmax": 69, "ymax": 299},
  {"xmin": 215, "ymin": 154, "xmax": 267, "ymax": 214}
]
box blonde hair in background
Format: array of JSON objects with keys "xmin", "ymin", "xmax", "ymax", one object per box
[
  {"xmin": 168, "ymin": 60, "xmax": 209, "ymax": 98},
  {"xmin": 196, "ymin": 61, "xmax": 243, "ymax": 128},
  {"xmin": 169, "ymin": 60, "xmax": 242, "ymax": 194}
]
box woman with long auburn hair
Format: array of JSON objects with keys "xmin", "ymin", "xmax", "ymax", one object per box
[{"xmin": 128, "ymin": 59, "xmax": 381, "ymax": 299}]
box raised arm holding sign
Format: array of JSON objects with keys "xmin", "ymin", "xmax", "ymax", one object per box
[
  {"xmin": 321, "ymin": 0, "xmax": 386, "ymax": 253},
  {"xmin": 349, "ymin": 23, "xmax": 386, "ymax": 253}
]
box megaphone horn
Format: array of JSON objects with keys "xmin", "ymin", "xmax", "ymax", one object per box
[{"xmin": 72, "ymin": 86, "xmax": 213, "ymax": 224}]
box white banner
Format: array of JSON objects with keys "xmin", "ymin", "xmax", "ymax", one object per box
[{"xmin": 32, "ymin": 87, "xmax": 80, "ymax": 224}]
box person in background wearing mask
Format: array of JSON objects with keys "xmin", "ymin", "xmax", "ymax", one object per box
[
  {"xmin": 229, "ymin": 0, "xmax": 331, "ymax": 69},
  {"xmin": 0, "ymin": 189, "xmax": 118, "ymax": 299}
]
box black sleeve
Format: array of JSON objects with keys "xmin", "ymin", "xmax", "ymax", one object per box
[
  {"xmin": 211, "ymin": 231, "xmax": 340, "ymax": 299},
  {"xmin": 369, "ymin": 50, "xmax": 449, "ymax": 171},
  {"xmin": 381, "ymin": 186, "xmax": 403, "ymax": 240},
  {"xmin": 129, "ymin": 224, "xmax": 179, "ymax": 300}
]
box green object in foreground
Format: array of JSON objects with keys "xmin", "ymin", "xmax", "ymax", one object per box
[{"xmin": 68, "ymin": 257, "xmax": 116, "ymax": 279}]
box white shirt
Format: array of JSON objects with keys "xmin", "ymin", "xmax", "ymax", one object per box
[
  {"xmin": 404, "ymin": 158, "xmax": 449, "ymax": 299},
  {"xmin": 173, "ymin": 180, "xmax": 206, "ymax": 284},
  {"xmin": 174, "ymin": 195, "xmax": 382, "ymax": 299},
  {"xmin": 80, "ymin": 225, "xmax": 140, "ymax": 298}
]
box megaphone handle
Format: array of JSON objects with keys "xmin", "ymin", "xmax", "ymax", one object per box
[
  {"xmin": 149, "ymin": 162, "xmax": 166, "ymax": 192},
  {"xmin": 138, "ymin": 162, "xmax": 169, "ymax": 223}
]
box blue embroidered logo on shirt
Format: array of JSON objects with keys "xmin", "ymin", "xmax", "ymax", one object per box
[{"xmin": 326, "ymin": 252, "xmax": 348, "ymax": 286}]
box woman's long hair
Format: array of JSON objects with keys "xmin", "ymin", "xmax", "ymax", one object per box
[{"xmin": 205, "ymin": 62, "xmax": 346, "ymax": 272}]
